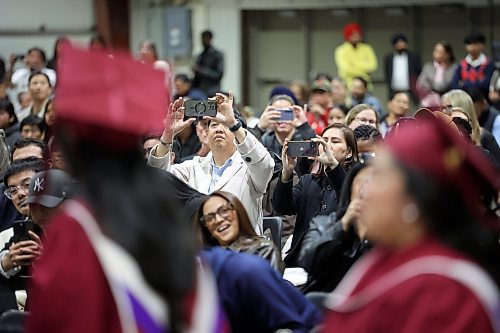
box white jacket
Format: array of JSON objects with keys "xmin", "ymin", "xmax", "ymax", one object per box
[{"xmin": 148, "ymin": 129, "xmax": 274, "ymax": 233}]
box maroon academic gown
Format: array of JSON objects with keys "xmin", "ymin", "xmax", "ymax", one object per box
[
  {"xmin": 26, "ymin": 207, "xmax": 121, "ymax": 333},
  {"xmin": 322, "ymin": 238, "xmax": 497, "ymax": 333}
]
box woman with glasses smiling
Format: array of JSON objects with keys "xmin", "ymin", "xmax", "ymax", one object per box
[{"xmin": 195, "ymin": 191, "xmax": 283, "ymax": 273}]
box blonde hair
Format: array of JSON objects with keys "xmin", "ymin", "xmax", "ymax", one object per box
[
  {"xmin": 442, "ymin": 89, "xmax": 481, "ymax": 145},
  {"xmin": 345, "ymin": 104, "xmax": 380, "ymax": 130}
]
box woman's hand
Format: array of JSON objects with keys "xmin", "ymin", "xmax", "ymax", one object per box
[
  {"xmin": 310, "ymin": 136, "xmax": 339, "ymax": 169},
  {"xmin": 281, "ymin": 139, "xmax": 297, "ymax": 182}
]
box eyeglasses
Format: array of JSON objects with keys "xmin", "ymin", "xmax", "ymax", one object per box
[
  {"xmin": 200, "ymin": 203, "xmax": 234, "ymax": 226},
  {"xmin": 4, "ymin": 178, "xmax": 31, "ymax": 200},
  {"xmin": 354, "ymin": 117, "xmax": 377, "ymax": 125}
]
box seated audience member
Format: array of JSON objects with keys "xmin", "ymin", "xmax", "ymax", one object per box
[
  {"xmin": 350, "ymin": 77, "xmax": 383, "ymax": 115},
  {"xmin": 15, "ymin": 91, "xmax": 32, "ymax": 122},
  {"xmin": 148, "ymin": 94, "xmax": 274, "ymax": 233},
  {"xmin": 442, "ymin": 89, "xmax": 500, "ymax": 164},
  {"xmin": 328, "ymin": 104, "xmax": 349, "ymax": 125},
  {"xmin": 173, "ymin": 74, "xmax": 207, "ymax": 100},
  {"xmin": 11, "ymin": 138, "xmax": 45, "ymax": 162},
  {"xmin": 354, "ymin": 124, "xmax": 382, "ymax": 163},
  {"xmin": 201, "ymin": 247, "xmax": 323, "ymax": 333},
  {"xmin": 345, "ymin": 104, "xmax": 380, "ymax": 131},
  {"xmin": 1, "ymin": 158, "xmax": 45, "ymax": 232},
  {"xmin": 0, "ymin": 169, "xmax": 73, "ymax": 312},
  {"xmin": 142, "ymin": 134, "xmax": 161, "ymax": 160},
  {"xmin": 260, "ymin": 94, "xmax": 315, "ymax": 176},
  {"xmin": 0, "ymin": 101, "xmax": 21, "ymax": 152},
  {"xmin": 40, "ymin": 99, "xmax": 55, "ymax": 144},
  {"xmin": 46, "ymin": 137, "xmax": 65, "ymax": 170},
  {"xmin": 273, "ymin": 124, "xmax": 358, "ymax": 267},
  {"xmin": 27, "ymin": 71, "xmax": 52, "ymax": 118},
  {"xmin": 299, "ymin": 163, "xmax": 373, "ymax": 292},
  {"xmin": 20, "ymin": 115, "xmax": 43, "ymax": 140},
  {"xmin": 172, "ymin": 122, "xmax": 202, "ymax": 163},
  {"xmin": 4, "ymin": 47, "xmax": 56, "ymax": 94},
  {"xmin": 308, "ymin": 80, "xmax": 333, "ymax": 135},
  {"xmin": 417, "ymin": 41, "xmax": 457, "ymax": 108},
  {"xmin": 195, "ymin": 191, "xmax": 283, "ymax": 272},
  {"xmin": 379, "ymin": 91, "xmax": 411, "ymax": 136},
  {"xmin": 466, "ymin": 86, "xmax": 500, "ymax": 145},
  {"xmin": 451, "ymin": 32, "xmax": 494, "ymax": 100},
  {"xmin": 321, "ymin": 116, "xmax": 500, "ymax": 333}
]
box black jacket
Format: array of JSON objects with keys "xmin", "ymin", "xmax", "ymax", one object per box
[
  {"xmin": 298, "ymin": 212, "xmax": 371, "ymax": 292},
  {"xmin": 272, "ymin": 166, "xmax": 346, "ymax": 267},
  {"xmin": 192, "ymin": 46, "xmax": 224, "ymax": 97},
  {"xmin": 384, "ymin": 50, "xmax": 422, "ymax": 102}
]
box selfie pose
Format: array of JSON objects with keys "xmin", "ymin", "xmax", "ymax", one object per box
[
  {"xmin": 0, "ymin": 169, "xmax": 72, "ymax": 312},
  {"xmin": 273, "ymin": 123, "xmax": 358, "ymax": 267}
]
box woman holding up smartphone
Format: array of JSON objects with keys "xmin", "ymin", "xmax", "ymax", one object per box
[{"xmin": 273, "ymin": 123, "xmax": 359, "ymax": 268}]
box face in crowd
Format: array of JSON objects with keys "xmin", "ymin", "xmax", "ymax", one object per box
[
  {"xmin": 389, "ymin": 92, "xmax": 410, "ymax": 117},
  {"xmin": 351, "ymin": 78, "xmax": 368, "ymax": 101},
  {"xmin": 201, "ymin": 195, "xmax": 239, "ymax": 246},
  {"xmin": 5, "ymin": 171, "xmax": 35, "ymax": 216},
  {"xmin": 321, "ymin": 126, "xmax": 352, "ymax": 164},
  {"xmin": 207, "ymin": 121, "xmax": 235, "ymax": 151},
  {"xmin": 271, "ymin": 98, "xmax": 295, "ymax": 137},
  {"xmin": 348, "ymin": 108, "xmax": 378, "ymax": 130},
  {"xmin": 29, "ymin": 73, "xmax": 52, "ymax": 102}
]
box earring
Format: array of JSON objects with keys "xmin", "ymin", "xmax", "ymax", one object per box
[{"xmin": 402, "ymin": 203, "xmax": 419, "ymax": 224}]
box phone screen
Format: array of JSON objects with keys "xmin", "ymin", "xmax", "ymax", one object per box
[
  {"xmin": 287, "ymin": 141, "xmax": 319, "ymax": 157},
  {"xmin": 277, "ymin": 109, "xmax": 294, "ymax": 122}
]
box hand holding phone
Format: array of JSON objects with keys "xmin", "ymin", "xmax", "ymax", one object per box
[
  {"xmin": 286, "ymin": 140, "xmax": 319, "ymax": 158},
  {"xmin": 183, "ymin": 99, "xmax": 217, "ymax": 118}
]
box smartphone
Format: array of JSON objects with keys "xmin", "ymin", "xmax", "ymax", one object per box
[
  {"xmin": 277, "ymin": 109, "xmax": 294, "ymax": 122},
  {"xmin": 12, "ymin": 220, "xmax": 41, "ymax": 243},
  {"xmin": 287, "ymin": 141, "xmax": 319, "ymax": 157},
  {"xmin": 183, "ymin": 99, "xmax": 217, "ymax": 118}
]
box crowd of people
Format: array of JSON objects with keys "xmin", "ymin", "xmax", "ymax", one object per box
[{"xmin": 0, "ymin": 22, "xmax": 498, "ymax": 333}]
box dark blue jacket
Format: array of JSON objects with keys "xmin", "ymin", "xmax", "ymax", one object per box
[
  {"xmin": 0, "ymin": 193, "xmax": 22, "ymax": 232},
  {"xmin": 201, "ymin": 248, "xmax": 323, "ymax": 333}
]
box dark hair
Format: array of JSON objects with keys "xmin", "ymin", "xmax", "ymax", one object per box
[
  {"xmin": 436, "ymin": 41, "xmax": 456, "ymax": 64},
  {"xmin": 17, "ymin": 91, "xmax": 30, "ymax": 104},
  {"xmin": 315, "ymin": 123, "xmax": 359, "ymax": 172},
  {"xmin": 464, "ymin": 32, "xmax": 486, "ymax": 45},
  {"xmin": 3, "ymin": 157, "xmax": 45, "ymax": 186},
  {"xmin": 12, "ymin": 138, "xmax": 46, "ymax": 160},
  {"xmin": 90, "ymin": 34, "xmax": 107, "ymax": 47},
  {"xmin": 391, "ymin": 33, "xmax": 408, "ymax": 45},
  {"xmin": 0, "ymin": 101, "xmax": 17, "ymax": 126},
  {"xmin": 139, "ymin": 40, "xmax": 158, "ymax": 60},
  {"xmin": 201, "ymin": 30, "xmax": 213, "ymax": 39},
  {"xmin": 389, "ymin": 90, "xmax": 410, "ymax": 101},
  {"xmin": 354, "ymin": 124, "xmax": 382, "ymax": 141},
  {"xmin": 464, "ymin": 86, "xmax": 485, "ymax": 103},
  {"xmin": 194, "ymin": 191, "xmax": 257, "ymax": 247},
  {"xmin": 28, "ymin": 47, "xmax": 47, "ymax": 64},
  {"xmin": 400, "ymin": 163, "xmax": 500, "ymax": 287},
  {"xmin": 58, "ymin": 131, "xmax": 196, "ymax": 333},
  {"xmin": 141, "ymin": 133, "xmax": 160, "ymax": 145},
  {"xmin": 353, "ymin": 76, "xmax": 368, "ymax": 89},
  {"xmin": 20, "ymin": 115, "xmax": 43, "ymax": 133},
  {"xmin": 28, "ymin": 71, "xmax": 52, "ymax": 87},
  {"xmin": 174, "ymin": 74, "xmax": 190, "ymax": 84},
  {"xmin": 452, "ymin": 117, "xmax": 473, "ymax": 142},
  {"xmin": 336, "ymin": 162, "xmax": 369, "ymax": 219}
]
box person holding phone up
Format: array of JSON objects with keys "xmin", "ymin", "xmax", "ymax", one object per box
[
  {"xmin": 273, "ymin": 123, "xmax": 359, "ymax": 268},
  {"xmin": 0, "ymin": 169, "xmax": 73, "ymax": 311}
]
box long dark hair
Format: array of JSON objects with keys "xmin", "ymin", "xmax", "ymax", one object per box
[
  {"xmin": 436, "ymin": 40, "xmax": 456, "ymax": 64},
  {"xmin": 401, "ymin": 163, "xmax": 500, "ymax": 287},
  {"xmin": 194, "ymin": 190, "xmax": 257, "ymax": 247},
  {"xmin": 58, "ymin": 128, "xmax": 196, "ymax": 333}
]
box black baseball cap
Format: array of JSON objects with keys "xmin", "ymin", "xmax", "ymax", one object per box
[{"xmin": 26, "ymin": 169, "xmax": 73, "ymax": 208}]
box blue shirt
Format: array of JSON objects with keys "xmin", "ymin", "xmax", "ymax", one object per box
[{"xmin": 208, "ymin": 157, "xmax": 233, "ymax": 193}]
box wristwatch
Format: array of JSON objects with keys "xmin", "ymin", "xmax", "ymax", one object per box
[{"xmin": 229, "ymin": 120, "xmax": 242, "ymax": 132}]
